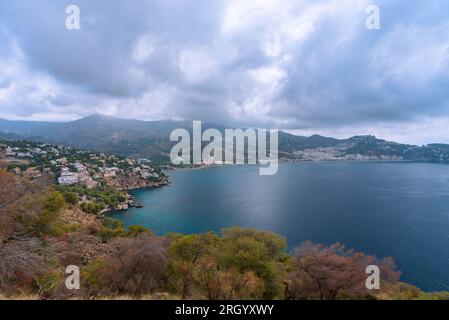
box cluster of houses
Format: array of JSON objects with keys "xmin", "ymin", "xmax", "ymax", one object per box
[
  {"xmin": 58, "ymin": 167, "xmax": 80, "ymax": 185},
  {"xmin": 56, "ymin": 161, "xmax": 99, "ymax": 188},
  {"xmin": 6, "ymin": 146, "xmax": 35, "ymax": 158},
  {"xmin": 1, "ymin": 140, "xmax": 162, "ymax": 189}
]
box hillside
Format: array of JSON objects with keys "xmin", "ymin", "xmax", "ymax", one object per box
[{"xmin": 2, "ymin": 115, "xmax": 449, "ymax": 163}]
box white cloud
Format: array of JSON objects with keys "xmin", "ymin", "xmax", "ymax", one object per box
[
  {"xmin": 132, "ymin": 35, "xmax": 155, "ymax": 64},
  {"xmin": 179, "ymin": 47, "xmax": 217, "ymax": 83},
  {"xmin": 369, "ymin": 23, "xmax": 449, "ymax": 86}
]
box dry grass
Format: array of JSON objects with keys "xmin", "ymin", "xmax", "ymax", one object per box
[
  {"xmin": 94, "ymin": 293, "xmax": 180, "ymax": 300},
  {"xmin": 0, "ymin": 294, "xmax": 40, "ymax": 300}
]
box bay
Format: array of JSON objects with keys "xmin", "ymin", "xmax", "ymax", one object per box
[{"xmin": 110, "ymin": 162, "xmax": 449, "ymax": 292}]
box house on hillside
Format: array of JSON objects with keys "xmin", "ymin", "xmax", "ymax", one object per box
[
  {"xmin": 58, "ymin": 167, "xmax": 79, "ymax": 185},
  {"xmin": 6, "ymin": 147, "xmax": 16, "ymax": 157}
]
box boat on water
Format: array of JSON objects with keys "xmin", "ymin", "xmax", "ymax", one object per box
[{"xmin": 135, "ymin": 202, "xmax": 144, "ymax": 208}]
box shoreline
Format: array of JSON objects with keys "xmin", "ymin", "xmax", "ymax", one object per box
[
  {"xmin": 162, "ymin": 158, "xmax": 443, "ymax": 174},
  {"xmin": 102, "ymin": 178, "xmax": 171, "ymax": 215}
]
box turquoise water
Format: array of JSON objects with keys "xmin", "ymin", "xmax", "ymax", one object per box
[{"xmin": 110, "ymin": 162, "xmax": 449, "ymax": 292}]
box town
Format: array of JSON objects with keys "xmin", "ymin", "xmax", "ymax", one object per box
[{"xmin": 0, "ymin": 138, "xmax": 168, "ymax": 211}]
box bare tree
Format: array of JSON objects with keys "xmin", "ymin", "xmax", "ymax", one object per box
[
  {"xmin": 286, "ymin": 241, "xmax": 400, "ymax": 300},
  {"xmin": 87, "ymin": 234, "xmax": 169, "ymax": 297}
]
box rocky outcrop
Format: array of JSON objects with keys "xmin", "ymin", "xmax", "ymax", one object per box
[
  {"xmin": 61, "ymin": 207, "xmax": 103, "ymax": 230},
  {"xmin": 104, "ymin": 172, "xmax": 169, "ymax": 191}
]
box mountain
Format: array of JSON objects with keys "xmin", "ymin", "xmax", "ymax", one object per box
[
  {"xmin": 0, "ymin": 115, "xmax": 188, "ymax": 162},
  {"xmin": 1, "ymin": 115, "xmax": 449, "ymax": 163}
]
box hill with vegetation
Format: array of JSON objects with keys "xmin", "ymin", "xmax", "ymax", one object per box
[
  {"xmin": 0, "ymin": 138, "xmax": 168, "ymax": 212},
  {"xmin": 2, "ymin": 115, "xmax": 449, "ymax": 164}
]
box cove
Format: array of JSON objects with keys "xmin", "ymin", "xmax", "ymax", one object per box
[{"xmin": 110, "ymin": 162, "xmax": 449, "ymax": 292}]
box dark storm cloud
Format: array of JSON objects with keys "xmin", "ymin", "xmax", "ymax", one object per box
[
  {"xmin": 1, "ymin": 0, "xmax": 449, "ymax": 143},
  {"xmin": 0, "ymin": 0, "xmax": 226, "ymax": 96}
]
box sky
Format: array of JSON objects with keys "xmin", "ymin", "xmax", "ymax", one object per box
[{"xmin": 1, "ymin": 0, "xmax": 449, "ymax": 145}]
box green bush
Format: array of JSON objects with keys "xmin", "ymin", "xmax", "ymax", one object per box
[
  {"xmin": 80, "ymin": 201, "xmax": 104, "ymax": 215},
  {"xmin": 55, "ymin": 185, "xmax": 126, "ymax": 209},
  {"xmin": 62, "ymin": 191, "xmax": 78, "ymax": 205},
  {"xmin": 96, "ymin": 218, "xmax": 127, "ymax": 242},
  {"xmin": 34, "ymin": 191, "xmax": 66, "ymax": 235},
  {"xmin": 167, "ymin": 228, "xmax": 286, "ymax": 299},
  {"xmin": 127, "ymin": 225, "xmax": 152, "ymax": 237}
]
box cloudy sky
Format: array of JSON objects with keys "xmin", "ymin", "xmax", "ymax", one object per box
[{"xmin": 1, "ymin": 0, "xmax": 449, "ymax": 144}]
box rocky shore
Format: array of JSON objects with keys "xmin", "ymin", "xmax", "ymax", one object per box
[{"xmin": 106, "ymin": 174, "xmax": 170, "ymax": 212}]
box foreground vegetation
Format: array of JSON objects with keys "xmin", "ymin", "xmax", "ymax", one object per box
[{"xmin": 0, "ymin": 170, "xmax": 448, "ymax": 300}]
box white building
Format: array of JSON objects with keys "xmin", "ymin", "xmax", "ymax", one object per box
[
  {"xmin": 16, "ymin": 152, "xmax": 32, "ymax": 158},
  {"xmin": 6, "ymin": 147, "xmax": 16, "ymax": 156},
  {"xmin": 138, "ymin": 158, "xmax": 151, "ymax": 164},
  {"xmin": 74, "ymin": 162, "xmax": 86, "ymax": 172},
  {"xmin": 58, "ymin": 167, "xmax": 79, "ymax": 185}
]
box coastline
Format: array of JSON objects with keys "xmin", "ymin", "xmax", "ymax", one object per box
[
  {"xmin": 162, "ymin": 158, "xmax": 422, "ymax": 173},
  {"xmin": 102, "ymin": 178, "xmax": 171, "ymax": 215}
]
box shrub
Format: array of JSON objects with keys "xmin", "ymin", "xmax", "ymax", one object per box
[
  {"xmin": 286, "ymin": 241, "xmax": 401, "ymax": 300},
  {"xmin": 127, "ymin": 225, "xmax": 152, "ymax": 237},
  {"xmin": 84, "ymin": 234, "xmax": 168, "ymax": 297},
  {"xmin": 167, "ymin": 228, "xmax": 286, "ymax": 299},
  {"xmin": 62, "ymin": 191, "xmax": 78, "ymax": 205},
  {"xmin": 96, "ymin": 218, "xmax": 127, "ymax": 242},
  {"xmin": 34, "ymin": 192, "xmax": 66, "ymax": 236},
  {"xmin": 80, "ymin": 201, "xmax": 104, "ymax": 215}
]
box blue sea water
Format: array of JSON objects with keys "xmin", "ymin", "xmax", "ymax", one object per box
[{"xmin": 110, "ymin": 162, "xmax": 449, "ymax": 292}]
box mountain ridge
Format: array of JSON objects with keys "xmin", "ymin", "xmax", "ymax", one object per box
[{"xmin": 1, "ymin": 115, "xmax": 449, "ymax": 163}]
